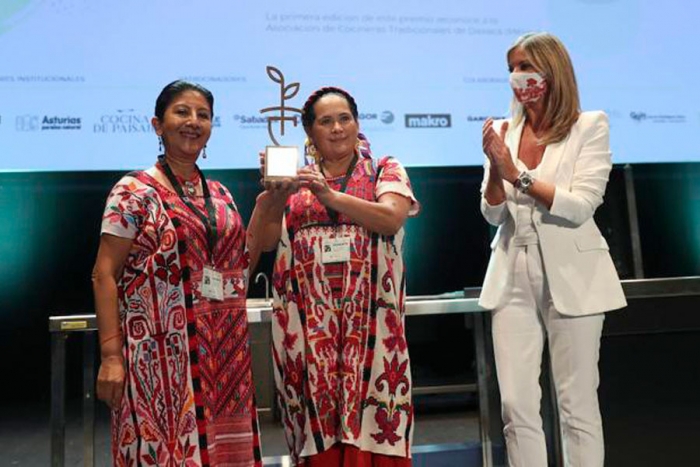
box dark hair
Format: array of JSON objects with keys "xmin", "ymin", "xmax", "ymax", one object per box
[
  {"xmin": 154, "ymin": 80, "xmax": 214, "ymax": 121},
  {"xmin": 301, "ymin": 86, "xmax": 359, "ymax": 133}
]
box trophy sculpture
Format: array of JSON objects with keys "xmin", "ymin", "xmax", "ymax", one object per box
[{"xmin": 259, "ymin": 66, "xmax": 302, "ymax": 181}]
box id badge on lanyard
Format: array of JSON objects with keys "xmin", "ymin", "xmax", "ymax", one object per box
[
  {"xmin": 157, "ymin": 158, "xmax": 223, "ymax": 301},
  {"xmin": 321, "ymin": 235, "xmax": 351, "ymax": 264},
  {"xmin": 201, "ymin": 266, "xmax": 224, "ymax": 301},
  {"xmin": 319, "ymin": 153, "xmax": 357, "ymax": 265}
]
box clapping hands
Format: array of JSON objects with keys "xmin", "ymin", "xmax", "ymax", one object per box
[{"xmin": 482, "ymin": 118, "xmax": 518, "ymax": 184}]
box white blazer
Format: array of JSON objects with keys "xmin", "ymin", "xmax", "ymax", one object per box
[{"xmin": 478, "ymin": 111, "xmax": 627, "ymax": 316}]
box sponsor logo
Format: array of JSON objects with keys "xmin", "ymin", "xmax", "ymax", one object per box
[
  {"xmin": 234, "ymin": 114, "xmax": 267, "ymax": 128},
  {"xmin": 630, "ymin": 112, "xmax": 686, "ymax": 124},
  {"xmin": 42, "ymin": 116, "xmax": 82, "ymax": 130},
  {"xmin": 359, "ymin": 111, "xmax": 394, "ymax": 125},
  {"xmin": 466, "ymin": 115, "xmax": 507, "ymax": 122},
  {"xmin": 404, "ymin": 113, "xmax": 452, "ymax": 128},
  {"xmin": 381, "ymin": 111, "xmax": 394, "ymax": 124},
  {"xmin": 94, "ymin": 110, "xmax": 152, "ymax": 133},
  {"xmin": 16, "ymin": 115, "xmax": 81, "ymax": 131},
  {"xmin": 629, "ymin": 112, "xmax": 645, "ymax": 122},
  {"xmin": 94, "ymin": 111, "xmax": 221, "ymax": 133}
]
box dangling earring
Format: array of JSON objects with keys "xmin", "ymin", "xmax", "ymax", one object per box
[
  {"xmin": 356, "ymin": 134, "xmax": 369, "ymax": 157},
  {"xmin": 158, "ymin": 136, "xmax": 163, "ymax": 153},
  {"xmin": 202, "ymin": 145, "xmax": 208, "ymax": 159},
  {"xmin": 307, "ymin": 143, "xmax": 318, "ymax": 161}
]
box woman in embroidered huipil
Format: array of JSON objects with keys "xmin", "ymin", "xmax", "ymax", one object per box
[
  {"xmin": 92, "ymin": 80, "xmax": 263, "ymax": 466},
  {"xmin": 250, "ymin": 87, "xmax": 420, "ymax": 466}
]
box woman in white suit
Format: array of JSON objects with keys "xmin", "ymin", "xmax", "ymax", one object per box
[{"xmin": 479, "ymin": 32, "xmax": 627, "ymax": 467}]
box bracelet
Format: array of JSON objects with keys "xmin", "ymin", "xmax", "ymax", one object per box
[{"xmin": 100, "ymin": 331, "xmax": 122, "ymax": 347}]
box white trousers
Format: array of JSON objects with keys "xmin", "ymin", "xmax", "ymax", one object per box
[{"xmin": 492, "ymin": 245, "xmax": 605, "ymax": 467}]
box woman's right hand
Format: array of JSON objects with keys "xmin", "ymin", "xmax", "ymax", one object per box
[
  {"xmin": 93, "ymin": 234, "xmax": 133, "ymax": 410},
  {"xmin": 96, "ymin": 355, "xmax": 125, "ymax": 409}
]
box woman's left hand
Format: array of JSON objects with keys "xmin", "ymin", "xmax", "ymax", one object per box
[
  {"xmin": 298, "ymin": 166, "xmax": 335, "ymax": 205},
  {"xmin": 483, "ymin": 118, "xmax": 519, "ymax": 184}
]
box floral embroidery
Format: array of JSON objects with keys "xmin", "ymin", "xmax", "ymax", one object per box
[
  {"xmin": 153, "ymin": 251, "xmax": 181, "ymax": 286},
  {"xmin": 375, "ymin": 354, "xmax": 410, "ymax": 396}
]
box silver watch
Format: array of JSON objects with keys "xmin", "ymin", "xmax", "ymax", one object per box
[{"xmin": 514, "ymin": 171, "xmax": 534, "ymax": 193}]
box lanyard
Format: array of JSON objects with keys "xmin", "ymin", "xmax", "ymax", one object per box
[
  {"xmin": 157, "ymin": 156, "xmax": 219, "ymax": 263},
  {"xmin": 320, "ymin": 153, "xmax": 358, "ymax": 224}
]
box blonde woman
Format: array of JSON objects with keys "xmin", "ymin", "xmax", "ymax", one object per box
[{"xmin": 479, "ymin": 32, "xmax": 626, "ymax": 466}]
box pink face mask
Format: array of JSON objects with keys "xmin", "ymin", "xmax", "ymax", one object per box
[{"xmin": 509, "ymin": 72, "xmax": 547, "ymax": 104}]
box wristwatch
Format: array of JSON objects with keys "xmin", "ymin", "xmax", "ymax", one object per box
[{"xmin": 513, "ymin": 171, "xmax": 534, "ymax": 193}]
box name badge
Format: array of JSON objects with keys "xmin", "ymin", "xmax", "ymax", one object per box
[
  {"xmin": 321, "ymin": 236, "xmax": 351, "ymax": 264},
  {"xmin": 201, "ymin": 266, "xmax": 224, "ymax": 301}
]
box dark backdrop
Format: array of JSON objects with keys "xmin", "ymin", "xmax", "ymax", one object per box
[{"xmin": 1, "ymin": 163, "xmax": 699, "ymax": 458}]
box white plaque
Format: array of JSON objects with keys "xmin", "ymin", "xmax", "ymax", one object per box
[{"xmin": 265, "ymin": 145, "xmax": 299, "ymax": 180}]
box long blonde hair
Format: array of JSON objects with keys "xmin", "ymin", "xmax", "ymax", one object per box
[{"xmin": 508, "ymin": 32, "xmax": 580, "ymax": 145}]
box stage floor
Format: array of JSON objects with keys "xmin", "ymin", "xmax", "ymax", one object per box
[{"xmin": 0, "ymin": 397, "xmax": 499, "ymax": 466}]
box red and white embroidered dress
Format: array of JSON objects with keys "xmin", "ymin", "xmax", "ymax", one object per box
[
  {"xmin": 101, "ymin": 170, "xmax": 261, "ymax": 466},
  {"xmin": 271, "ymin": 152, "xmax": 420, "ymax": 464}
]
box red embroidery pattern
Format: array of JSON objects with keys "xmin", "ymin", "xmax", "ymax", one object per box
[
  {"xmin": 514, "ymin": 77, "xmax": 547, "ymax": 103},
  {"xmin": 366, "ymin": 354, "xmax": 412, "ymax": 446}
]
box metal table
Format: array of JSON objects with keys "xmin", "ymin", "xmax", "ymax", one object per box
[{"xmin": 49, "ymin": 276, "xmax": 700, "ymax": 467}]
